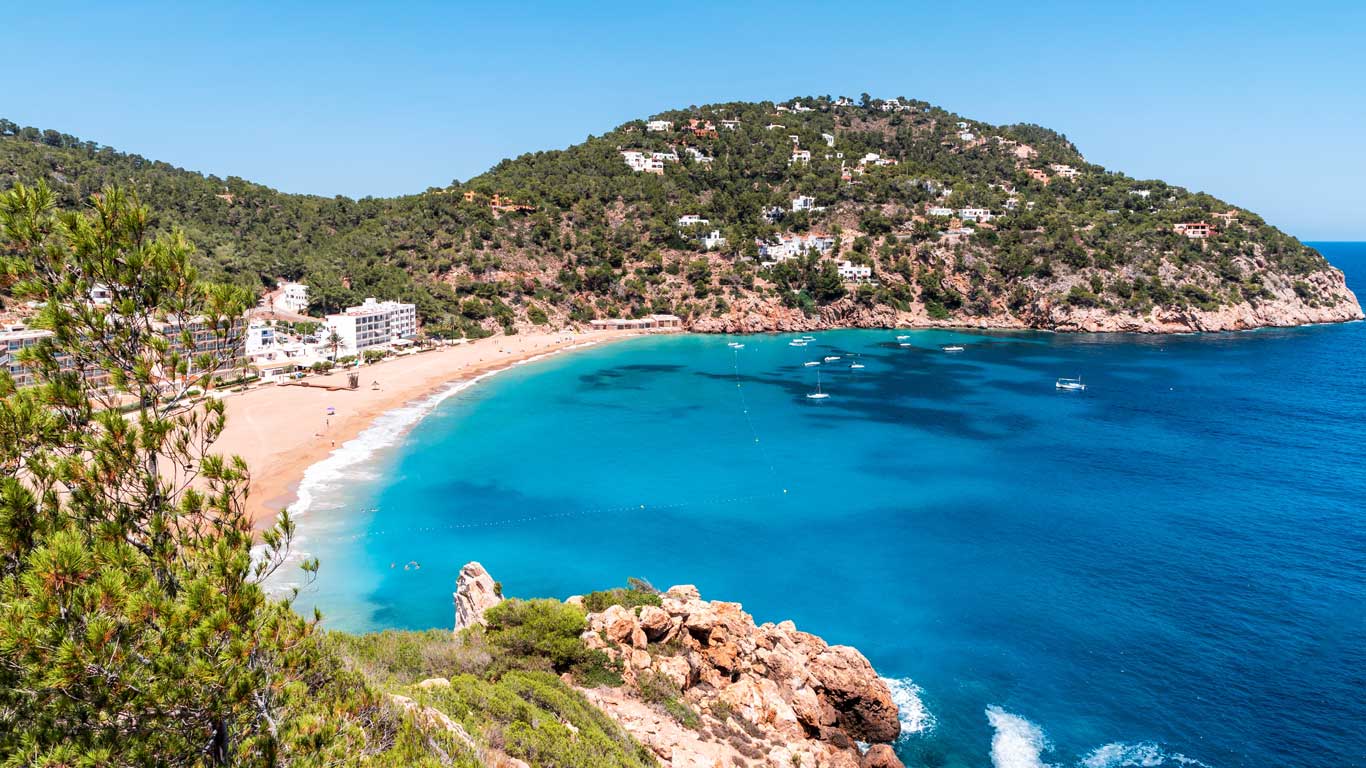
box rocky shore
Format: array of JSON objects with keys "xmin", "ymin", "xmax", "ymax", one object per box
[{"xmin": 454, "ymin": 563, "xmax": 906, "ymax": 768}]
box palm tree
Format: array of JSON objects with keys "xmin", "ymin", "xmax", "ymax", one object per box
[{"xmin": 327, "ymin": 329, "xmax": 342, "ymax": 361}]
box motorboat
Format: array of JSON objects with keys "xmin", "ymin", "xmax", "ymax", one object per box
[{"xmin": 1055, "ymin": 376, "xmax": 1087, "ymax": 391}]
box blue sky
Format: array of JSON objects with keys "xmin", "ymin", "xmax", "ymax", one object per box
[{"xmin": 4, "ymin": 1, "xmax": 1363, "ymax": 239}]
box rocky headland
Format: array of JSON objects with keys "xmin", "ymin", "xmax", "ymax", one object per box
[{"xmin": 453, "ymin": 562, "xmax": 906, "ymax": 768}]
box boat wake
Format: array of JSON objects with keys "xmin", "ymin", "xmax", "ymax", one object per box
[
  {"xmin": 1080, "ymin": 742, "xmax": 1210, "ymax": 768},
  {"xmin": 881, "ymin": 677, "xmax": 935, "ymax": 737},
  {"xmin": 986, "ymin": 706, "xmax": 1056, "ymax": 768}
]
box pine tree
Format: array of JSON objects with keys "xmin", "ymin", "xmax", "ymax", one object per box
[{"xmin": 0, "ymin": 182, "xmax": 326, "ymax": 766}]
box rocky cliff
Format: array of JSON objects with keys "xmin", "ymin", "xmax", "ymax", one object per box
[{"xmin": 454, "ymin": 565, "xmax": 906, "ymax": 768}]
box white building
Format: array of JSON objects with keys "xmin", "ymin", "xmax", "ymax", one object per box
[
  {"xmin": 324, "ymin": 298, "xmax": 417, "ymax": 357},
  {"xmin": 702, "ymin": 230, "xmax": 727, "ymax": 250},
  {"xmin": 959, "ymin": 131, "xmax": 975, "ymax": 142},
  {"xmin": 622, "ymin": 150, "xmax": 665, "ymax": 174},
  {"xmin": 821, "ymin": 132, "xmax": 835, "ymax": 147},
  {"xmin": 684, "ymin": 147, "xmax": 713, "ymax": 164},
  {"xmin": 957, "ymin": 207, "xmax": 993, "ymax": 222},
  {"xmin": 646, "ymin": 120, "xmax": 673, "ymax": 132},
  {"xmin": 1049, "ymin": 164, "xmax": 1080, "ymax": 178},
  {"xmin": 245, "ymin": 320, "xmax": 276, "ymax": 355},
  {"xmin": 927, "ymin": 206, "xmax": 955, "ymax": 217},
  {"xmin": 838, "ymin": 261, "xmax": 872, "ymax": 282},
  {"xmin": 792, "ymin": 195, "xmax": 823, "ymax": 212},
  {"xmin": 273, "ymin": 282, "xmax": 309, "ymax": 314},
  {"xmin": 790, "ymin": 149, "xmax": 811, "ymax": 165},
  {"xmin": 677, "ymin": 214, "xmax": 710, "ymax": 227},
  {"xmin": 1131, "ymin": 189, "xmax": 1151, "ymax": 198},
  {"xmin": 757, "ymin": 233, "xmax": 836, "ymax": 263},
  {"xmin": 720, "ymin": 119, "xmax": 741, "ymax": 130},
  {"xmin": 90, "ymin": 283, "xmax": 113, "ymax": 306}
]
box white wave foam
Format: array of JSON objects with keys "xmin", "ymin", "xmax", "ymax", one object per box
[
  {"xmin": 1081, "ymin": 741, "xmax": 1209, "ymax": 768},
  {"xmin": 881, "ymin": 677, "xmax": 935, "ymax": 737},
  {"xmin": 289, "ymin": 338, "xmax": 602, "ymax": 520},
  {"xmin": 986, "ymin": 706, "xmax": 1056, "ymax": 768}
]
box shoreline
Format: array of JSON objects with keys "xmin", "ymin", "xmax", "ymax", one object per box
[{"xmin": 212, "ymin": 329, "xmax": 644, "ymax": 531}]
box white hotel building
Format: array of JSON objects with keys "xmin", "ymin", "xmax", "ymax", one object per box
[{"xmin": 325, "ymin": 298, "xmax": 418, "ymax": 357}]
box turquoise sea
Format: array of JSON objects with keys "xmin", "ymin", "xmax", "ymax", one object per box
[{"xmin": 281, "ymin": 242, "xmax": 1366, "ymax": 768}]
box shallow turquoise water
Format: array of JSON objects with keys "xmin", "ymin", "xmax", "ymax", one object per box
[{"xmin": 284, "ymin": 243, "xmax": 1366, "ymax": 767}]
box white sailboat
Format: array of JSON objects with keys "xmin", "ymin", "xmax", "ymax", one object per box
[
  {"xmin": 1055, "ymin": 376, "xmax": 1087, "ymax": 391},
  {"xmin": 941, "ymin": 345, "xmax": 964, "ymax": 352},
  {"xmin": 824, "ymin": 355, "xmax": 841, "ymax": 362},
  {"xmin": 804, "ymin": 360, "xmax": 821, "ymax": 367},
  {"xmin": 896, "ymin": 335, "xmax": 909, "ymax": 341},
  {"xmin": 806, "ymin": 368, "xmax": 830, "ymax": 399}
]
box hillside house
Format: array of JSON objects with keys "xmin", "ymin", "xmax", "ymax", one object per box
[
  {"xmin": 684, "ymin": 147, "xmax": 714, "ymax": 164},
  {"xmin": 927, "ymin": 206, "xmax": 954, "ymax": 217},
  {"xmin": 1049, "ymin": 164, "xmax": 1080, "ymax": 178},
  {"xmin": 821, "ymin": 132, "xmax": 835, "ymax": 147},
  {"xmin": 757, "ymin": 232, "xmax": 836, "ymax": 263},
  {"xmin": 646, "ymin": 120, "xmax": 673, "ymax": 132},
  {"xmin": 1026, "ymin": 168, "xmax": 1051, "ymax": 184},
  {"xmin": 720, "ymin": 119, "xmax": 741, "ymax": 130},
  {"xmin": 1174, "ymin": 222, "xmax": 1213, "ymax": 238},
  {"xmin": 687, "ymin": 118, "xmax": 718, "ymax": 138},
  {"xmin": 838, "ymin": 261, "xmax": 872, "ymax": 282},
  {"xmin": 958, "ymin": 207, "xmax": 993, "ymax": 222},
  {"xmin": 702, "ymin": 230, "xmax": 727, "ymax": 250},
  {"xmin": 792, "ymin": 195, "xmax": 819, "ymax": 212},
  {"xmin": 790, "ymin": 149, "xmax": 811, "ymax": 165},
  {"xmin": 959, "ymin": 131, "xmax": 975, "ymax": 141},
  {"xmin": 677, "ymin": 214, "xmax": 710, "ymax": 227}
]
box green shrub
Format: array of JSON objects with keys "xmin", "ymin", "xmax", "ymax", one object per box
[{"xmin": 582, "ymin": 582, "xmax": 663, "ymax": 613}]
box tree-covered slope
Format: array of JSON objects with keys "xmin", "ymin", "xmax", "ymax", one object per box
[{"xmin": 2, "ymin": 96, "xmax": 1358, "ymax": 335}]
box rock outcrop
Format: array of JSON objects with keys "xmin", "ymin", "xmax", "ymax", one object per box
[
  {"xmin": 453, "ymin": 561, "xmax": 501, "ymax": 634},
  {"xmin": 688, "ymin": 262, "xmax": 1362, "ymax": 335},
  {"xmin": 579, "ymin": 584, "xmax": 904, "ymax": 768}
]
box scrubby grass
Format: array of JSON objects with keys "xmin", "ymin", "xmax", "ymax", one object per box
[{"xmin": 404, "ymin": 672, "xmax": 656, "ymax": 768}]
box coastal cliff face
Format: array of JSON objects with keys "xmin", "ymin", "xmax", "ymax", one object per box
[
  {"xmin": 689, "ymin": 260, "xmax": 1362, "ymax": 335},
  {"xmin": 575, "ymin": 585, "xmax": 903, "ymax": 768},
  {"xmin": 443, "ymin": 565, "xmax": 906, "ymax": 768}
]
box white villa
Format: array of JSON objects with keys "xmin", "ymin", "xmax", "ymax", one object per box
[
  {"xmin": 646, "ymin": 120, "xmax": 673, "ymax": 132},
  {"xmin": 790, "ymin": 149, "xmax": 811, "ymax": 165},
  {"xmin": 677, "ymin": 214, "xmax": 710, "ymax": 227},
  {"xmin": 927, "ymin": 206, "xmax": 955, "ymax": 217},
  {"xmin": 838, "ymin": 261, "xmax": 872, "ymax": 282},
  {"xmin": 274, "ymin": 281, "xmax": 309, "ymax": 314},
  {"xmin": 1049, "ymin": 164, "xmax": 1080, "ymax": 178},
  {"xmin": 957, "ymin": 207, "xmax": 993, "ymax": 222},
  {"xmin": 702, "ymin": 230, "xmax": 727, "ymax": 250},
  {"xmin": 792, "ymin": 195, "xmax": 819, "ymax": 212},
  {"xmin": 757, "ymin": 232, "xmax": 836, "ymax": 263},
  {"xmin": 821, "ymin": 132, "xmax": 835, "ymax": 147},
  {"xmin": 621, "ymin": 150, "xmax": 666, "ymax": 174}
]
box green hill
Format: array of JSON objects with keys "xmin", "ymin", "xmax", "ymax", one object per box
[{"xmin": 2, "ymin": 96, "xmax": 1358, "ymax": 334}]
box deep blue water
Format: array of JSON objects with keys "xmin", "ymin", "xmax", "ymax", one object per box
[{"xmin": 285, "ymin": 242, "xmax": 1366, "ymax": 768}]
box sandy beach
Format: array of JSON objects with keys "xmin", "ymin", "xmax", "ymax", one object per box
[{"xmin": 211, "ymin": 329, "xmax": 641, "ymax": 529}]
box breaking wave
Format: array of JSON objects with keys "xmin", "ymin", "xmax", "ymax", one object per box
[
  {"xmin": 881, "ymin": 677, "xmax": 935, "ymax": 736},
  {"xmin": 986, "ymin": 706, "xmax": 1056, "ymax": 768}
]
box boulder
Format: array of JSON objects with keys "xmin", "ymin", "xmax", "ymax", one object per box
[
  {"xmin": 810, "ymin": 645, "xmax": 901, "ymax": 743},
  {"xmin": 861, "ymin": 744, "xmax": 905, "ymax": 768},
  {"xmin": 452, "ymin": 561, "xmax": 501, "ymax": 634}
]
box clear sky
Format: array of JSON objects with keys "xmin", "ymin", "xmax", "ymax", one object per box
[{"xmin": 4, "ymin": 1, "xmax": 1363, "ymax": 239}]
